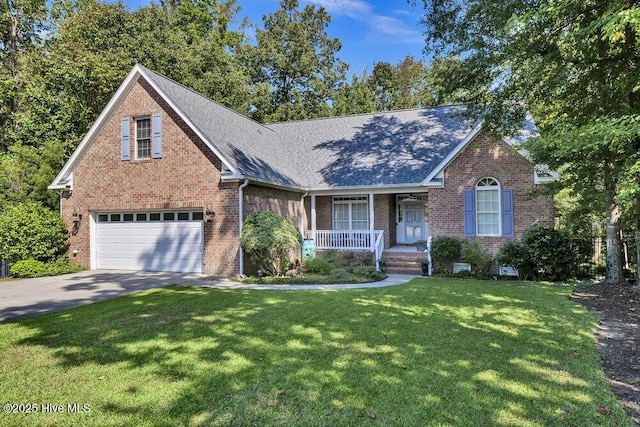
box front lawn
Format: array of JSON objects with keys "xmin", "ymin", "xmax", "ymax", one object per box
[{"xmin": 0, "ymin": 279, "xmax": 631, "ymax": 426}]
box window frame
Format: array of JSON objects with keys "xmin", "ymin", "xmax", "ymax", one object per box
[
  {"xmin": 332, "ymin": 196, "xmax": 369, "ymax": 231},
  {"xmin": 135, "ymin": 116, "xmax": 151, "ymax": 160},
  {"xmin": 475, "ymin": 177, "xmax": 501, "ymax": 237}
]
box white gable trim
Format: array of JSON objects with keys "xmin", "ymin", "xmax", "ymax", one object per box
[
  {"xmin": 421, "ymin": 121, "xmax": 484, "ymax": 187},
  {"xmin": 49, "ymin": 64, "xmax": 240, "ymax": 190}
]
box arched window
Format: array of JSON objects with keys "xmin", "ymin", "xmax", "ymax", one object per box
[{"xmin": 475, "ymin": 178, "xmax": 500, "ymax": 236}]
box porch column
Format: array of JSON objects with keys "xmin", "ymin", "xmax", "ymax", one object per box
[
  {"xmin": 369, "ymin": 192, "xmax": 374, "ymax": 251},
  {"xmin": 310, "ymin": 194, "xmax": 317, "ymax": 240}
]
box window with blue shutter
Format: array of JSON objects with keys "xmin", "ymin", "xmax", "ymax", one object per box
[
  {"xmin": 152, "ymin": 113, "xmax": 162, "ymax": 158},
  {"xmin": 501, "ymin": 189, "xmax": 514, "ymax": 237},
  {"xmin": 465, "ymin": 179, "xmax": 515, "ymax": 238},
  {"xmin": 120, "ymin": 117, "xmax": 130, "ymax": 161}
]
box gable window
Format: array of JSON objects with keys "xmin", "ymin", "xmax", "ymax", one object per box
[
  {"xmin": 464, "ymin": 178, "xmax": 514, "ymax": 238},
  {"xmin": 136, "ymin": 117, "xmax": 151, "ymax": 159},
  {"xmin": 475, "ymin": 178, "xmax": 500, "ymax": 236},
  {"xmin": 333, "ymin": 197, "xmax": 368, "ymax": 230}
]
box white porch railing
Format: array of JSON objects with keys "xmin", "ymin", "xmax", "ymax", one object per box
[{"xmin": 305, "ymin": 230, "xmax": 384, "ymax": 269}]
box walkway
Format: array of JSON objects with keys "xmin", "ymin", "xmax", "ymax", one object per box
[{"xmin": 0, "ymin": 270, "xmax": 421, "ymax": 322}]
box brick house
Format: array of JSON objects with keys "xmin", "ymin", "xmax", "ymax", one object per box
[{"xmin": 49, "ymin": 64, "xmax": 555, "ymax": 276}]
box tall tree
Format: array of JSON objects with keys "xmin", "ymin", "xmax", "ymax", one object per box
[
  {"xmin": 0, "ymin": 0, "xmax": 47, "ymax": 148},
  {"xmin": 390, "ymin": 55, "xmax": 433, "ymax": 109},
  {"xmin": 246, "ymin": 0, "xmax": 347, "ymax": 122},
  {"xmin": 332, "ymin": 72, "xmax": 375, "ymax": 115},
  {"xmin": 414, "ymin": 0, "xmax": 640, "ymax": 284}
]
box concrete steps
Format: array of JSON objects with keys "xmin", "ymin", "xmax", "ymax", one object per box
[{"xmin": 381, "ymin": 250, "xmax": 427, "ymax": 275}]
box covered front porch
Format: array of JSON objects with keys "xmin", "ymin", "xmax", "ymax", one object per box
[{"xmin": 303, "ymin": 192, "xmax": 431, "ymax": 270}]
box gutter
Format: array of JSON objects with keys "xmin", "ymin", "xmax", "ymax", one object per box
[{"xmin": 238, "ymin": 179, "xmax": 250, "ymax": 277}]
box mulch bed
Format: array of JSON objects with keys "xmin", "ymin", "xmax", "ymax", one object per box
[{"xmin": 571, "ymin": 281, "xmax": 640, "ymax": 425}]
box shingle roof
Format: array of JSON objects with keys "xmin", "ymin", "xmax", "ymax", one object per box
[
  {"xmin": 52, "ymin": 65, "xmax": 534, "ymax": 192},
  {"xmin": 142, "ymin": 66, "xmax": 486, "ymax": 190},
  {"xmin": 268, "ymin": 107, "xmax": 477, "ymax": 189},
  {"xmin": 141, "ymin": 66, "xmax": 301, "ymax": 187}
]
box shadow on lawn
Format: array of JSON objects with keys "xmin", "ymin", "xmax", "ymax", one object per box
[{"xmin": 12, "ymin": 281, "xmax": 623, "ymax": 426}]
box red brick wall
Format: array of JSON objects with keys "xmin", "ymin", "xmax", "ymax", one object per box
[
  {"xmin": 374, "ymin": 194, "xmax": 394, "ymax": 249},
  {"xmin": 428, "ymin": 132, "xmax": 555, "ymax": 254},
  {"xmin": 243, "ymin": 185, "xmax": 306, "ymax": 230},
  {"xmin": 315, "ymin": 196, "xmax": 333, "ymax": 230},
  {"xmin": 62, "ymin": 78, "xmax": 241, "ymax": 276}
]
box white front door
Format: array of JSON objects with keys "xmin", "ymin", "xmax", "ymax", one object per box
[{"xmin": 403, "ymin": 202, "xmax": 425, "ymax": 243}]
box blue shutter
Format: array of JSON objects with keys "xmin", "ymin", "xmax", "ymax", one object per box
[
  {"xmin": 152, "ymin": 113, "xmax": 162, "ymax": 158},
  {"xmin": 502, "ymin": 189, "xmax": 514, "ymax": 237},
  {"xmin": 464, "ymin": 190, "xmax": 476, "ymax": 237},
  {"xmin": 120, "ymin": 117, "xmax": 130, "ymax": 161}
]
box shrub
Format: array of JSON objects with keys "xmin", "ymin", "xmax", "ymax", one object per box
[
  {"xmin": 496, "ymin": 240, "xmax": 535, "ymax": 280},
  {"xmin": 10, "ymin": 258, "xmax": 82, "ymax": 278},
  {"xmin": 240, "ymin": 211, "xmax": 302, "ymax": 276},
  {"xmin": 46, "ymin": 258, "xmax": 83, "ymax": 276},
  {"xmin": 522, "ymin": 224, "xmax": 577, "ymax": 281},
  {"xmin": 353, "ymin": 265, "xmax": 386, "ymax": 281},
  {"xmin": 10, "ymin": 259, "xmax": 48, "ymax": 278},
  {"xmin": 462, "ymin": 241, "xmax": 494, "ymax": 276},
  {"xmin": 329, "ymin": 268, "xmax": 351, "ymax": 282},
  {"xmin": 430, "ymin": 236, "xmax": 463, "ymax": 273},
  {"xmin": 0, "ymin": 203, "xmax": 69, "ymax": 263},
  {"xmin": 304, "ymin": 257, "xmax": 333, "ymax": 275},
  {"xmin": 320, "ymin": 250, "xmax": 373, "ymax": 272}
]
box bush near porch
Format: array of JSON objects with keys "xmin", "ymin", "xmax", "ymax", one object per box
[
  {"xmin": 430, "ymin": 237, "xmax": 493, "ymax": 277},
  {"xmin": 431, "ymin": 225, "xmax": 580, "ymax": 281},
  {"xmin": 240, "ymin": 211, "xmax": 302, "ymax": 276},
  {"xmin": 242, "ymin": 250, "xmax": 384, "ymax": 284}
]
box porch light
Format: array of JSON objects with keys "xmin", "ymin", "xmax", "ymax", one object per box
[
  {"xmin": 205, "ymin": 206, "xmax": 216, "ymax": 222},
  {"xmin": 71, "ymin": 208, "xmax": 82, "ymax": 222},
  {"xmin": 400, "ymin": 195, "xmax": 418, "ymax": 202}
]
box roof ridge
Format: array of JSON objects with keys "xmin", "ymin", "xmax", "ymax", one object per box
[
  {"xmin": 267, "ymin": 104, "xmax": 467, "ymax": 125},
  {"xmin": 136, "ymin": 64, "xmax": 276, "ymax": 133}
]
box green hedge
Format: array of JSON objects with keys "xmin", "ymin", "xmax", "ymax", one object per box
[{"xmin": 10, "ymin": 258, "xmax": 82, "ymax": 278}]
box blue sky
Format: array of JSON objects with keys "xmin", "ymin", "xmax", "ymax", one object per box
[{"xmin": 124, "ymin": 0, "xmax": 427, "ymax": 75}]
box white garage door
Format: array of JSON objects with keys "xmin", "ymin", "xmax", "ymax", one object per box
[{"xmin": 95, "ymin": 211, "xmax": 203, "ymax": 273}]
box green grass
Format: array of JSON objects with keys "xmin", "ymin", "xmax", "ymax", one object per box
[{"xmin": 0, "ymin": 278, "xmax": 631, "ymax": 426}]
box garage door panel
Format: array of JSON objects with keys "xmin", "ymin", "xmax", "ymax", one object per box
[{"xmin": 96, "ymin": 215, "xmax": 203, "ymax": 273}]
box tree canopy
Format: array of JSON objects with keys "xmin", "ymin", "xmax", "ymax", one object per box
[{"xmin": 414, "ymin": 0, "xmax": 640, "ymax": 284}]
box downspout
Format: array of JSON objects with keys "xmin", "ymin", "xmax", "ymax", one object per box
[
  {"xmin": 238, "ymin": 179, "xmax": 250, "ymax": 277},
  {"xmin": 300, "ymin": 192, "xmax": 308, "ymax": 238}
]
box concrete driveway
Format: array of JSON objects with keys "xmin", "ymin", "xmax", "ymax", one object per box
[
  {"xmin": 0, "ymin": 270, "xmax": 215, "ymax": 322},
  {"xmin": 0, "ymin": 270, "xmax": 419, "ymax": 322}
]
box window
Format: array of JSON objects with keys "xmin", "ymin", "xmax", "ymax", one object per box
[
  {"xmin": 464, "ymin": 178, "xmax": 514, "ymax": 238},
  {"xmin": 476, "ymin": 178, "xmax": 500, "ymax": 236},
  {"xmin": 96, "ymin": 211, "xmax": 203, "ymax": 222},
  {"xmin": 333, "ymin": 197, "xmax": 368, "ymax": 230},
  {"xmin": 136, "ymin": 117, "xmax": 151, "ymax": 159}
]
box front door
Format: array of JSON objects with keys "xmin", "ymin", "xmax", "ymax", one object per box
[{"xmin": 403, "ymin": 202, "xmax": 425, "ymax": 243}]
